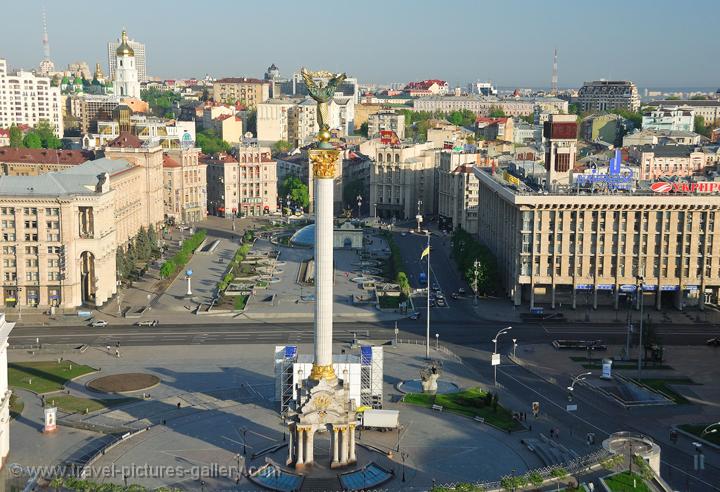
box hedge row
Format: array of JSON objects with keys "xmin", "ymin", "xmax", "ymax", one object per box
[
  {"xmin": 159, "ymin": 230, "xmax": 207, "ymax": 279},
  {"xmin": 217, "ymin": 242, "xmax": 253, "ymax": 293}
]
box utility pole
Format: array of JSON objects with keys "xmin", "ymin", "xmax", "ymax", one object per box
[
  {"xmin": 473, "ymin": 259, "xmax": 480, "ymax": 305},
  {"xmin": 425, "ymin": 231, "xmax": 431, "ymax": 360},
  {"xmin": 637, "ymin": 275, "xmax": 645, "ymax": 380}
]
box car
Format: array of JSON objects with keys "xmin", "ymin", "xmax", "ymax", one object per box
[
  {"xmin": 458, "ymin": 287, "xmax": 466, "ymax": 294},
  {"xmin": 436, "ymin": 292, "xmax": 445, "ymax": 299},
  {"xmin": 429, "ymin": 299, "xmax": 436, "ymax": 307},
  {"xmin": 432, "ymin": 282, "xmax": 440, "ymax": 290},
  {"xmin": 409, "ymin": 312, "xmax": 421, "ymax": 320},
  {"xmin": 177, "ymin": 224, "xmax": 190, "ymax": 231},
  {"xmin": 707, "ymin": 337, "xmax": 720, "ymax": 346},
  {"xmin": 136, "ymin": 320, "xmax": 158, "ymax": 327},
  {"xmin": 451, "ymin": 292, "xmax": 460, "ymax": 300},
  {"xmin": 401, "ymin": 232, "xmax": 407, "ymax": 237},
  {"xmin": 91, "ymin": 320, "xmax": 108, "ymax": 328},
  {"xmin": 437, "ymin": 298, "xmax": 446, "ymax": 307}
]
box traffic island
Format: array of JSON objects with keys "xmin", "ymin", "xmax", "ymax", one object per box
[{"xmin": 87, "ymin": 373, "xmax": 160, "ymax": 394}]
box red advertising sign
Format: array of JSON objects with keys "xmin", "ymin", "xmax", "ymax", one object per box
[{"xmin": 651, "ymin": 181, "xmax": 720, "ymax": 194}]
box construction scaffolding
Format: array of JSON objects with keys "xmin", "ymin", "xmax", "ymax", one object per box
[
  {"xmin": 360, "ymin": 346, "xmax": 384, "ymax": 409},
  {"xmin": 274, "ymin": 345, "xmax": 298, "ymax": 415}
]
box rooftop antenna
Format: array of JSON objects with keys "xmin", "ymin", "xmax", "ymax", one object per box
[
  {"xmin": 41, "ymin": 7, "xmax": 51, "ymax": 60},
  {"xmin": 551, "ymin": 48, "xmax": 558, "ymax": 95}
]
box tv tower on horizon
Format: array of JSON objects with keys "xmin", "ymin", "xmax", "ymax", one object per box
[
  {"xmin": 37, "ymin": 8, "xmax": 55, "ymax": 76},
  {"xmin": 551, "ymin": 48, "xmax": 558, "ymax": 95}
]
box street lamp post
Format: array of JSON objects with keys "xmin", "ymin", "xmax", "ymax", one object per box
[
  {"xmin": 241, "ymin": 427, "xmax": 247, "ymax": 455},
  {"xmin": 512, "ymin": 338, "xmax": 517, "ymax": 359},
  {"xmin": 636, "ymin": 275, "xmax": 645, "ymax": 380},
  {"xmin": 567, "ymin": 371, "xmax": 592, "ymax": 392},
  {"xmin": 492, "ymin": 327, "xmax": 512, "ymax": 386},
  {"xmin": 356, "ymin": 194, "xmax": 363, "ymax": 219},
  {"xmin": 401, "ymin": 451, "xmax": 408, "ymax": 482},
  {"xmin": 435, "ymin": 333, "xmax": 439, "ymax": 350},
  {"xmin": 701, "ymin": 422, "xmax": 720, "ymax": 437},
  {"xmin": 416, "ymin": 200, "xmax": 423, "ymax": 232},
  {"xmin": 473, "ymin": 259, "xmax": 481, "ymax": 306},
  {"xmin": 425, "ymin": 230, "xmax": 431, "ymax": 359}
]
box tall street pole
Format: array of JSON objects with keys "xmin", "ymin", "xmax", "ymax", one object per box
[
  {"xmin": 637, "ymin": 278, "xmax": 644, "ymax": 380},
  {"xmin": 426, "ymin": 231, "xmax": 431, "ymax": 360}
]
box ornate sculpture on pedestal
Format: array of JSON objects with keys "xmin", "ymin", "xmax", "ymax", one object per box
[{"xmin": 420, "ymin": 361, "xmax": 443, "ymax": 393}]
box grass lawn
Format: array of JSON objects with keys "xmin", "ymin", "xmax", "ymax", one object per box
[
  {"xmin": 9, "ymin": 360, "xmax": 96, "ymax": 394},
  {"xmin": 679, "ymin": 423, "xmax": 720, "ymax": 445},
  {"xmin": 234, "ymin": 294, "xmax": 249, "ymax": 311},
  {"xmin": 378, "ymin": 295, "xmax": 401, "ymax": 308},
  {"xmin": 604, "ymin": 471, "xmax": 651, "ymax": 492},
  {"xmin": 45, "ymin": 395, "xmax": 138, "ymax": 414},
  {"xmin": 9, "ymin": 393, "xmax": 23, "ymax": 419},
  {"xmin": 403, "ymin": 387, "xmax": 521, "ymax": 431},
  {"xmin": 632, "ymin": 378, "xmax": 698, "ymax": 404}
]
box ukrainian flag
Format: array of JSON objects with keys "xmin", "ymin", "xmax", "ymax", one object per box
[{"xmin": 421, "ymin": 246, "xmax": 430, "ymax": 259}]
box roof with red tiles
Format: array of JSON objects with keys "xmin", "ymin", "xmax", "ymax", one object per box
[
  {"xmin": 163, "ymin": 153, "xmax": 181, "ymax": 168},
  {"xmin": 0, "ymin": 147, "xmax": 95, "ymax": 165},
  {"xmin": 107, "ymin": 131, "xmax": 143, "ymax": 148}
]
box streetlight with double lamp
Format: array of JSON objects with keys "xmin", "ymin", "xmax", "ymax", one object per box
[
  {"xmin": 512, "ymin": 338, "xmax": 518, "ymax": 359},
  {"xmin": 492, "ymin": 327, "xmax": 512, "ymax": 386},
  {"xmin": 568, "ymin": 371, "xmax": 592, "ymax": 392},
  {"xmin": 701, "ymin": 422, "xmax": 720, "ymax": 437},
  {"xmin": 636, "ymin": 275, "xmax": 645, "ymax": 380}
]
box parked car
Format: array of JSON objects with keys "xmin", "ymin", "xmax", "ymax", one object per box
[
  {"xmin": 178, "ymin": 224, "xmax": 190, "ymax": 231},
  {"xmin": 436, "ymin": 292, "xmax": 445, "ymax": 299},
  {"xmin": 706, "ymin": 337, "xmax": 720, "ymax": 346},
  {"xmin": 451, "ymin": 292, "xmax": 460, "ymax": 300},
  {"xmin": 437, "ymin": 298, "xmax": 446, "ymax": 307},
  {"xmin": 409, "ymin": 312, "xmax": 421, "ymax": 320},
  {"xmin": 400, "ymin": 232, "xmax": 407, "ymax": 237},
  {"xmin": 458, "ymin": 287, "xmax": 466, "ymax": 294},
  {"xmin": 136, "ymin": 320, "xmax": 159, "ymax": 327},
  {"xmin": 91, "ymin": 320, "xmax": 108, "ymax": 328}
]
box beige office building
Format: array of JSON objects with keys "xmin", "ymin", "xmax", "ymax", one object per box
[
  {"xmin": 365, "ymin": 140, "xmax": 438, "ymax": 219},
  {"xmin": 205, "ymin": 146, "xmax": 278, "ymax": 217},
  {"xmin": 163, "ymin": 148, "xmax": 207, "ymax": 224},
  {"xmin": 212, "ymin": 77, "xmax": 270, "ymax": 108},
  {"xmin": 437, "ymin": 151, "xmax": 480, "ymax": 234},
  {"xmin": 368, "ymin": 110, "xmax": 405, "ymax": 139},
  {"xmin": 474, "ymin": 166, "xmax": 720, "ymax": 310}
]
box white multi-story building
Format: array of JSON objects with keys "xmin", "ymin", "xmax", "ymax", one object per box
[
  {"xmin": 368, "ymin": 110, "xmax": 405, "ymax": 139},
  {"xmin": 112, "ymin": 31, "xmax": 141, "ymax": 99},
  {"xmin": 577, "ymin": 80, "xmax": 640, "ymax": 112},
  {"xmin": 642, "ymin": 107, "xmax": 695, "ymax": 132},
  {"xmin": 414, "ymin": 95, "xmax": 567, "ymax": 117},
  {"xmin": 108, "ymin": 32, "xmax": 147, "ymax": 82},
  {"xmin": 257, "ymin": 99, "xmax": 296, "ymax": 144},
  {"xmin": 0, "ymin": 58, "xmax": 63, "ymax": 137}
]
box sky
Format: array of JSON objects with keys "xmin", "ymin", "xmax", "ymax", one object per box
[{"xmin": 1, "ymin": 0, "xmax": 718, "ymax": 89}]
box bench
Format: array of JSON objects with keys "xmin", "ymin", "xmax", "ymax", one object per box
[
  {"xmin": 431, "ymin": 404, "xmax": 443, "ymax": 412},
  {"xmin": 474, "ymin": 416, "xmax": 485, "ymax": 423}
]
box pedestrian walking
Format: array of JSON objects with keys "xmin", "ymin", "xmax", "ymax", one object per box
[
  {"xmin": 106, "ymin": 345, "xmax": 111, "ymax": 353},
  {"xmin": 115, "ymin": 349, "xmax": 120, "ymax": 358}
]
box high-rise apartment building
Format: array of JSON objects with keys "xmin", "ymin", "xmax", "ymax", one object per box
[
  {"xmin": 108, "ymin": 33, "xmax": 147, "ymax": 82},
  {"xmin": 0, "ymin": 58, "xmax": 63, "ymax": 137},
  {"xmin": 212, "ymin": 78, "xmax": 270, "ymax": 108},
  {"xmin": 577, "ymin": 80, "xmax": 640, "ymax": 112}
]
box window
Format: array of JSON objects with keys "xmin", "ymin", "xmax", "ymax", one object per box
[
  {"xmin": 1, "ymin": 207, "xmax": 15, "ymax": 215},
  {"xmin": 47, "ymin": 233, "xmax": 60, "ymax": 242},
  {"xmin": 25, "ymin": 246, "xmax": 38, "ymax": 254},
  {"xmin": 4, "ymin": 272, "xmax": 16, "ymax": 281},
  {"xmin": 3, "ymin": 259, "xmax": 15, "ymax": 267},
  {"xmin": 2, "ymin": 233, "xmax": 15, "ymax": 241},
  {"xmin": 24, "ymin": 220, "xmax": 38, "ymax": 228},
  {"xmin": 45, "ymin": 208, "xmax": 59, "ymax": 216},
  {"xmin": 48, "ymin": 259, "xmax": 59, "ymax": 268},
  {"xmin": 23, "ymin": 207, "xmax": 37, "ymax": 215},
  {"xmin": 24, "ymin": 233, "xmax": 38, "ymax": 241},
  {"xmin": 2, "ymin": 246, "xmax": 15, "ymax": 255},
  {"xmin": 25, "ymin": 272, "xmax": 39, "ymax": 281},
  {"xmin": 26, "ymin": 258, "xmax": 38, "ymax": 267},
  {"xmin": 47, "ymin": 246, "xmax": 60, "ymax": 254},
  {"xmin": 1, "ymin": 220, "xmax": 15, "ymax": 228}
]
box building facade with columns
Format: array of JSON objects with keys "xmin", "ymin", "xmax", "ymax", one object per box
[{"xmin": 0, "ymin": 314, "xmax": 13, "ymax": 470}]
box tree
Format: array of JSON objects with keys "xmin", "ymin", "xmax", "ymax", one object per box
[
  {"xmin": 280, "ymin": 176, "xmax": 310, "ymax": 211},
  {"xmin": 666, "ymin": 96, "xmax": 681, "ymax": 100},
  {"xmin": 358, "ymin": 122, "xmax": 368, "ymax": 137},
  {"xmin": 35, "ymin": 120, "xmax": 62, "ymax": 148},
  {"xmin": 695, "ymin": 116, "xmax": 710, "ymax": 137},
  {"xmin": 342, "ymin": 179, "xmax": 365, "ymax": 211},
  {"xmin": 23, "ymin": 132, "xmax": 42, "ymax": 148},
  {"xmin": 9, "ymin": 125, "xmax": 23, "ymax": 147},
  {"xmin": 611, "ymin": 109, "xmax": 642, "ymax": 130},
  {"xmin": 488, "ymin": 106, "xmax": 506, "ymax": 118},
  {"xmin": 568, "ymin": 103, "xmax": 580, "ymax": 115},
  {"xmin": 246, "ymin": 109, "xmax": 257, "ymax": 135},
  {"xmin": 147, "ymin": 224, "xmax": 158, "ymax": 252},
  {"xmin": 195, "ymin": 129, "xmax": 231, "ymax": 155},
  {"xmin": 690, "ymin": 95, "xmax": 708, "ymax": 100},
  {"xmin": 272, "ymin": 140, "xmax": 292, "ymax": 155},
  {"xmin": 200, "ymin": 88, "xmax": 210, "ymax": 102},
  {"xmin": 135, "ymin": 226, "xmax": 152, "ymax": 261},
  {"xmin": 518, "ymin": 114, "xmax": 534, "ymax": 124}
]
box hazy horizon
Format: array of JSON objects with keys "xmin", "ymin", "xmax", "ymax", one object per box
[{"xmin": 1, "ymin": 0, "xmax": 718, "ymax": 89}]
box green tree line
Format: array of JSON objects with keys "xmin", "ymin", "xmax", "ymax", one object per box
[
  {"xmin": 451, "ymin": 228, "xmax": 499, "ymax": 295},
  {"xmin": 116, "ymin": 225, "xmax": 159, "ymax": 280},
  {"xmin": 8, "ymin": 121, "xmax": 62, "ymax": 149},
  {"xmin": 160, "ymin": 229, "xmax": 207, "ymax": 278}
]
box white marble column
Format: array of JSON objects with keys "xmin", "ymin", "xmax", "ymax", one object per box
[
  {"xmin": 349, "ymin": 425, "xmax": 356, "ymax": 462},
  {"xmin": 314, "ymin": 176, "xmax": 334, "ymax": 369},
  {"xmin": 340, "ymin": 426, "xmax": 347, "ymax": 463},
  {"xmin": 287, "ymin": 427, "xmax": 294, "ymax": 465},
  {"xmin": 296, "ymin": 428, "xmax": 305, "ymax": 465},
  {"xmin": 332, "ymin": 427, "xmax": 340, "ymax": 464},
  {"xmin": 306, "ymin": 428, "xmax": 314, "ymax": 464}
]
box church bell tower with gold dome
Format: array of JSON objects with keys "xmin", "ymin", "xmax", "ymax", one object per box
[{"xmin": 112, "ymin": 30, "xmax": 140, "ymax": 99}]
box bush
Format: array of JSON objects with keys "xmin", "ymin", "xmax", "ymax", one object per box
[
  {"xmin": 395, "ymin": 271, "xmax": 411, "ymax": 298},
  {"xmin": 159, "ymin": 230, "xmax": 207, "ymax": 278},
  {"xmin": 452, "ymin": 228, "xmax": 499, "ymax": 295}
]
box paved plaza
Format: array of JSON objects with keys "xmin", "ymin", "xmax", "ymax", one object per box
[{"xmin": 8, "ymin": 342, "xmax": 546, "ymax": 490}]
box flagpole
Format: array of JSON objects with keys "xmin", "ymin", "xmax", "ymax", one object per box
[{"xmin": 426, "ymin": 231, "xmax": 430, "ymax": 360}]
